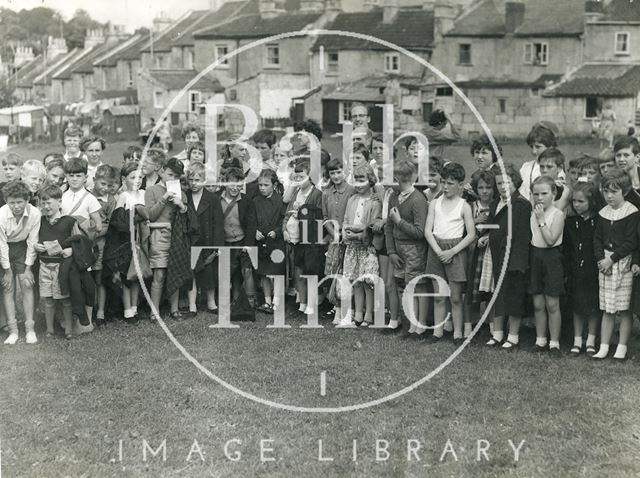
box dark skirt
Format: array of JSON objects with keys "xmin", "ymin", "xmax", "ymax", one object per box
[
  {"xmin": 493, "ymin": 270, "xmax": 528, "ymax": 318},
  {"xmin": 257, "ymin": 237, "xmax": 286, "ymax": 276}
]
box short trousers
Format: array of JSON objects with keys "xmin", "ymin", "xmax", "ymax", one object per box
[
  {"xmin": 393, "ymin": 241, "xmax": 427, "ymax": 285},
  {"xmin": 149, "ymin": 227, "xmax": 171, "ymax": 269},
  {"xmin": 39, "ymin": 261, "xmax": 68, "ymax": 299},
  {"xmin": 425, "ymin": 237, "xmax": 467, "ymax": 283},
  {"xmin": 529, "ymin": 246, "xmax": 564, "ymax": 296},
  {"xmin": 8, "ymin": 241, "xmax": 27, "ymax": 275}
]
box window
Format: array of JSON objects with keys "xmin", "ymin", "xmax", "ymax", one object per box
[
  {"xmin": 127, "ymin": 62, "xmax": 134, "ymax": 87},
  {"xmin": 153, "ymin": 90, "xmax": 164, "ymax": 108},
  {"xmin": 327, "ymin": 52, "xmax": 339, "ymax": 74},
  {"xmin": 615, "ymin": 32, "xmax": 630, "ymax": 55},
  {"xmin": 384, "ymin": 53, "xmax": 400, "ymax": 73},
  {"xmin": 171, "ymin": 112, "xmax": 180, "ymax": 126},
  {"xmin": 498, "ymin": 98, "xmax": 507, "ymax": 114},
  {"xmin": 184, "ymin": 49, "xmax": 194, "ymax": 69},
  {"xmin": 265, "ymin": 44, "xmax": 280, "ymax": 67},
  {"xmin": 436, "ymin": 87, "xmax": 453, "ymax": 96},
  {"xmin": 155, "ymin": 54, "xmax": 165, "ymax": 69},
  {"xmin": 229, "ymin": 89, "xmax": 237, "ymax": 101},
  {"xmin": 530, "ymin": 88, "xmax": 540, "ymax": 97},
  {"xmin": 189, "ymin": 91, "xmax": 201, "ymax": 113},
  {"xmin": 458, "ymin": 44, "xmax": 471, "ymax": 65},
  {"xmin": 338, "ymin": 101, "xmax": 352, "ymax": 124},
  {"xmin": 524, "ymin": 42, "xmax": 548, "ymax": 65},
  {"xmin": 585, "ymin": 97, "xmax": 603, "ymax": 119},
  {"xmin": 215, "ymin": 44, "xmax": 229, "ymax": 67}
]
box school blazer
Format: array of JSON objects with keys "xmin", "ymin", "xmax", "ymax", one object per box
[
  {"xmin": 187, "ymin": 189, "xmax": 224, "ymax": 248},
  {"xmin": 488, "ymin": 191, "xmax": 532, "ymax": 274}
]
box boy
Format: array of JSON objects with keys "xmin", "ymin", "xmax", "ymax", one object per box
[
  {"xmin": 62, "ymin": 125, "xmax": 85, "ymax": 162},
  {"xmin": 470, "ymin": 134, "xmax": 501, "ymax": 171},
  {"xmin": 21, "ymin": 160, "xmax": 46, "ymax": 205},
  {"xmin": 140, "ymin": 148, "xmax": 165, "ymax": 190},
  {"xmin": 34, "ymin": 185, "xmax": 75, "ymax": 339},
  {"xmin": 598, "ymin": 147, "xmax": 616, "ymax": 177},
  {"xmin": 123, "ymin": 145, "xmax": 142, "ymax": 163},
  {"xmin": 424, "ymin": 162, "xmax": 476, "ymax": 344},
  {"xmin": 0, "ymin": 181, "xmax": 41, "ymax": 344},
  {"xmin": 424, "ymin": 156, "xmax": 445, "ymax": 202},
  {"xmin": 218, "ymin": 167, "xmax": 256, "ymax": 306},
  {"xmin": 0, "ymin": 152, "xmax": 25, "ymax": 207},
  {"xmin": 567, "ymin": 157, "xmax": 583, "ymax": 187},
  {"xmin": 45, "ymin": 158, "xmax": 66, "ymax": 189},
  {"xmin": 92, "ymin": 164, "xmax": 117, "ymax": 327},
  {"xmin": 613, "ymin": 136, "xmax": 640, "ymax": 191},
  {"xmin": 518, "ymin": 122, "xmax": 565, "ymax": 202},
  {"xmin": 538, "ymin": 148, "xmax": 571, "ymax": 212},
  {"xmin": 251, "ymin": 129, "xmax": 276, "ymax": 168},
  {"xmin": 384, "ymin": 160, "xmax": 429, "ymax": 333},
  {"xmin": 82, "ymin": 137, "xmax": 106, "ymax": 190}
]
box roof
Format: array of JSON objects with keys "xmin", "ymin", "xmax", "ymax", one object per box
[
  {"xmin": 72, "ymin": 43, "xmax": 121, "ymax": 74},
  {"xmin": 322, "ymin": 82, "xmax": 385, "ymax": 102},
  {"xmin": 365, "ymin": 74, "xmax": 424, "ymax": 88},
  {"xmin": 14, "ymin": 54, "xmax": 44, "ymax": 88},
  {"xmin": 310, "ymin": 8, "xmax": 434, "ymax": 51},
  {"xmin": 104, "ymin": 105, "xmax": 139, "ymax": 116},
  {"xmin": 52, "ymin": 46, "xmax": 106, "ymax": 80},
  {"xmin": 172, "ymin": 1, "xmax": 254, "ymax": 47},
  {"xmin": 33, "ymin": 49, "xmax": 82, "ymax": 86},
  {"xmin": 596, "ymin": 0, "xmax": 640, "ymax": 22},
  {"xmin": 0, "ymin": 105, "xmax": 44, "ymax": 115},
  {"xmin": 545, "ymin": 64, "xmax": 640, "ymax": 97},
  {"xmin": 146, "ymin": 10, "xmax": 207, "ymax": 52},
  {"xmin": 447, "ymin": 0, "xmax": 585, "ymax": 37},
  {"xmin": 146, "ymin": 69, "xmax": 224, "ymax": 92},
  {"xmin": 94, "ymin": 32, "xmax": 149, "ymax": 67}
]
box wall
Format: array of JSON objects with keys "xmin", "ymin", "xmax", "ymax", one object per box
[{"xmin": 584, "ymin": 23, "xmax": 640, "ymax": 63}]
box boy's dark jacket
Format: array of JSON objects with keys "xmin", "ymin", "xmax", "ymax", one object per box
[{"xmin": 215, "ymin": 191, "xmax": 256, "ymax": 246}]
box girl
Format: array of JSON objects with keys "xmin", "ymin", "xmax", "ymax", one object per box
[
  {"xmin": 593, "ymin": 172, "xmax": 639, "ymax": 360},
  {"xmin": 176, "ymin": 124, "xmax": 202, "ymax": 164},
  {"xmin": 187, "ymin": 142, "xmax": 206, "ymax": 165},
  {"xmin": 486, "ymin": 163, "xmax": 532, "ymax": 349},
  {"xmin": 145, "ymin": 158, "xmax": 189, "ymax": 320},
  {"xmin": 102, "ymin": 162, "xmax": 147, "ymax": 324},
  {"xmin": 82, "ymin": 136, "xmax": 106, "ymax": 190},
  {"xmin": 340, "ymin": 165, "xmax": 381, "ymax": 326},
  {"xmin": 252, "ymin": 169, "xmax": 286, "ymax": 313},
  {"xmin": 530, "ymin": 175, "xmax": 565, "ymax": 355},
  {"xmin": 564, "ymin": 182, "xmax": 600, "ymax": 355},
  {"xmin": 465, "ymin": 169, "xmax": 495, "ymax": 338}
]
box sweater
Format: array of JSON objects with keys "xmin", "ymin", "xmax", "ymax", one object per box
[
  {"xmin": 384, "ymin": 189, "xmax": 429, "ymax": 256},
  {"xmin": 593, "ymin": 202, "xmax": 639, "ymax": 263}
]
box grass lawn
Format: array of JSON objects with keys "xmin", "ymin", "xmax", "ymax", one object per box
[{"xmin": 2, "ymin": 136, "xmax": 638, "ymax": 477}]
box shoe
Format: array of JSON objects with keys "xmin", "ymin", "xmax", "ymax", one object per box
[
  {"xmin": 77, "ymin": 312, "xmax": 90, "ymax": 326},
  {"xmin": 549, "ymin": 347, "xmax": 562, "ymax": 358},
  {"xmin": 586, "ymin": 345, "xmax": 597, "ymax": 356},
  {"xmin": 125, "ymin": 316, "xmax": 139, "ymax": 325},
  {"xmin": 304, "ymin": 306, "xmax": 315, "ymax": 315},
  {"xmin": 424, "ymin": 334, "xmax": 444, "ymax": 344},
  {"xmin": 4, "ymin": 333, "xmax": 18, "ymax": 345},
  {"xmin": 169, "ymin": 311, "xmax": 183, "ymax": 321},
  {"xmin": 256, "ymin": 303, "xmax": 272, "ymax": 313},
  {"xmin": 206, "ymin": 307, "xmax": 218, "ymax": 315},
  {"xmin": 360, "ymin": 321, "xmax": 371, "ymax": 328},
  {"xmin": 452, "ymin": 337, "xmax": 464, "ymax": 347},
  {"xmin": 95, "ymin": 318, "xmax": 107, "ymax": 328},
  {"xmin": 185, "ymin": 311, "xmax": 198, "ymax": 319},
  {"xmin": 45, "ymin": 331, "xmax": 54, "ymax": 338},
  {"xmin": 381, "ymin": 325, "xmax": 403, "ymax": 335},
  {"xmin": 401, "ymin": 330, "xmax": 416, "ymax": 339},
  {"xmin": 25, "ymin": 331, "xmax": 37, "ymax": 344},
  {"xmin": 534, "ymin": 344, "xmax": 548, "ymax": 353},
  {"xmin": 501, "ymin": 340, "xmax": 519, "ymax": 351},
  {"xmin": 570, "ymin": 345, "xmax": 582, "ymax": 356},
  {"xmin": 486, "ymin": 337, "xmax": 502, "ymax": 347}
]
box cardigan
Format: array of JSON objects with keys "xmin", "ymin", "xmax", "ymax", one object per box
[
  {"xmin": 342, "ymin": 194, "xmax": 382, "ymax": 247},
  {"xmin": 593, "ymin": 202, "xmax": 639, "ymax": 263},
  {"xmin": 384, "ymin": 189, "xmax": 429, "ymax": 256}
]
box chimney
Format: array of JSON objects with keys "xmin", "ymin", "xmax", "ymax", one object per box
[
  {"xmin": 13, "ymin": 44, "xmax": 34, "ymax": 68},
  {"xmin": 584, "ymin": 0, "xmax": 604, "ymax": 21},
  {"xmin": 84, "ymin": 28, "xmax": 105, "ymax": 49},
  {"xmin": 434, "ymin": 1, "xmax": 456, "ymax": 41},
  {"xmin": 505, "ymin": 1, "xmax": 525, "ymax": 33},
  {"xmin": 153, "ymin": 11, "xmax": 173, "ymax": 33},
  {"xmin": 300, "ymin": 0, "xmax": 325, "ymax": 12},
  {"xmin": 363, "ymin": 0, "xmax": 380, "ymax": 12},
  {"xmin": 259, "ymin": 0, "xmax": 286, "ymax": 19},
  {"xmin": 382, "ymin": 0, "xmax": 399, "ymax": 24},
  {"xmin": 46, "ymin": 37, "xmax": 68, "ymax": 59}
]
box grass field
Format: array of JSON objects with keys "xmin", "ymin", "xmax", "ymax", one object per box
[{"xmin": 1, "ymin": 136, "xmax": 638, "ymax": 478}]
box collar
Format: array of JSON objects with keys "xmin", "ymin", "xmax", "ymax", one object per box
[
  {"xmin": 3, "ymin": 203, "xmax": 31, "ymax": 222},
  {"xmin": 399, "ymin": 187, "xmax": 415, "ymax": 198},
  {"xmin": 222, "ymin": 191, "xmax": 240, "ymax": 204},
  {"xmin": 46, "ymin": 212, "xmax": 62, "ymax": 224},
  {"xmin": 599, "ymin": 201, "xmax": 638, "ymax": 221}
]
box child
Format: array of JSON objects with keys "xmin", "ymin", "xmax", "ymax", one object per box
[
  {"xmin": 103, "ymin": 162, "xmax": 148, "ymax": 324},
  {"xmin": 34, "ymin": 185, "xmax": 75, "ymax": 339},
  {"xmin": 187, "ymin": 141, "xmax": 206, "ymax": 165},
  {"xmin": 283, "ymin": 161, "xmax": 323, "ymax": 315},
  {"xmin": 340, "ymin": 164, "xmax": 381, "ymax": 327},
  {"xmin": 593, "ymin": 171, "xmax": 639, "ymax": 360},
  {"xmin": 45, "ymin": 158, "xmax": 66, "ymax": 189},
  {"xmin": 123, "ymin": 145, "xmax": 142, "ymax": 163},
  {"xmin": 564, "ymin": 182, "xmax": 600, "ymax": 355},
  {"xmin": 252, "ymin": 129, "xmax": 276, "ymax": 167},
  {"xmin": 91, "ymin": 164, "xmax": 117, "ymax": 327},
  {"xmin": 567, "ymin": 157, "xmax": 583, "ymax": 187},
  {"xmin": 218, "ymin": 167, "xmax": 256, "ymax": 306},
  {"xmin": 20, "ymin": 160, "xmax": 46, "ymax": 205},
  {"xmin": 43, "ymin": 152, "xmax": 64, "ymax": 166},
  {"xmin": 322, "ymin": 158, "xmax": 355, "ymax": 322},
  {"xmin": 537, "ymin": 148, "xmax": 571, "ymax": 212},
  {"xmin": 0, "ymin": 181, "xmax": 41, "ymax": 345},
  {"xmin": 598, "ymin": 147, "xmax": 615, "ymax": 177},
  {"xmin": 186, "ymin": 161, "xmax": 224, "ymax": 315},
  {"xmin": 140, "ymin": 148, "xmax": 165, "ymax": 190},
  {"xmin": 424, "ymin": 156, "xmax": 445, "ymax": 202},
  {"xmin": 424, "ymin": 162, "xmax": 476, "ymax": 344},
  {"xmin": 465, "ymin": 169, "xmax": 496, "ymax": 337},
  {"xmin": 145, "ymin": 158, "xmax": 190, "ymax": 320},
  {"xmin": 486, "ymin": 163, "xmax": 532, "ymax": 349},
  {"xmin": 251, "ymin": 169, "xmax": 286, "ymax": 313},
  {"xmin": 82, "ymin": 136, "xmax": 106, "ymax": 190},
  {"xmin": 529, "ymin": 175, "xmax": 565, "ymax": 355},
  {"xmin": 62, "ymin": 125, "xmax": 85, "ymax": 162},
  {"xmin": 518, "ymin": 122, "xmax": 562, "ymax": 202},
  {"xmin": 470, "ymin": 134, "xmax": 500, "ymax": 171},
  {"xmin": 176, "ymin": 124, "xmax": 202, "ymax": 164},
  {"xmin": 384, "ymin": 160, "xmax": 429, "ymax": 333},
  {"xmin": 579, "ymin": 156, "xmax": 600, "ymax": 185},
  {"xmin": 0, "ymin": 152, "xmax": 25, "ymax": 206},
  {"xmin": 613, "ymin": 136, "xmax": 640, "ymax": 191}
]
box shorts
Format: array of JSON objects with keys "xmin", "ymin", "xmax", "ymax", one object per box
[
  {"xmin": 39, "ymin": 261, "xmax": 68, "ymax": 299},
  {"xmin": 8, "ymin": 241, "xmax": 27, "ymax": 275},
  {"xmin": 393, "ymin": 241, "xmax": 427, "ymax": 286},
  {"xmin": 529, "ymin": 246, "xmax": 564, "ymax": 296},
  {"xmin": 494, "ymin": 270, "xmax": 528, "ymax": 318},
  {"xmin": 93, "ymin": 236, "xmax": 106, "ymax": 271},
  {"xmin": 149, "ymin": 227, "xmax": 171, "ymax": 269},
  {"xmin": 425, "ymin": 237, "xmax": 467, "ymax": 283}
]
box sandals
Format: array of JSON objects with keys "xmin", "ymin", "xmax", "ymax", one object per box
[
  {"xmin": 586, "ymin": 345, "xmax": 596, "ymax": 355},
  {"xmin": 486, "ymin": 337, "xmax": 502, "ymax": 347},
  {"xmin": 570, "ymin": 345, "xmax": 582, "ymax": 355}
]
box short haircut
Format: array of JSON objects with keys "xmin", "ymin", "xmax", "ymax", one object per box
[
  {"xmin": 429, "ymin": 156, "xmax": 445, "ymax": 175},
  {"xmin": 572, "ymin": 181, "xmax": 600, "ymax": 214},
  {"xmin": 21, "ymin": 160, "xmax": 46, "ymax": 179},
  {"xmin": 568, "ymin": 157, "xmax": 585, "ymax": 170},
  {"xmin": 372, "ymin": 133, "xmax": 383, "ymax": 144},
  {"xmin": 43, "ymin": 152, "xmax": 64, "ymax": 164},
  {"xmin": 470, "ymin": 169, "xmax": 496, "ymax": 194},
  {"xmin": 187, "ymin": 141, "xmax": 205, "ymax": 159},
  {"xmin": 144, "ymin": 148, "xmax": 167, "ymax": 167},
  {"xmin": 38, "ymin": 184, "xmax": 63, "ymax": 201},
  {"xmin": 252, "ymin": 129, "xmax": 276, "ymax": 148},
  {"xmin": 123, "ymin": 145, "xmax": 142, "ymax": 161},
  {"xmin": 164, "ymin": 157, "xmax": 184, "ymax": 177},
  {"xmin": 95, "ymin": 164, "xmax": 117, "ymax": 182},
  {"xmin": 223, "ymin": 167, "xmax": 245, "ymax": 183},
  {"xmin": 403, "ymin": 136, "xmax": 418, "ymax": 150},
  {"xmin": 258, "ymin": 168, "xmax": 278, "ymax": 185},
  {"xmin": 81, "ymin": 136, "xmax": 106, "ymax": 152},
  {"xmin": 352, "ymin": 164, "xmax": 377, "ymax": 188},
  {"xmin": 532, "ymin": 174, "xmax": 557, "ymax": 195},
  {"xmin": 121, "ymin": 161, "xmax": 140, "ymax": 179},
  {"xmin": 182, "ymin": 123, "xmax": 202, "ymax": 140},
  {"xmin": 187, "ymin": 161, "xmax": 206, "ymax": 180},
  {"xmin": 470, "ymin": 134, "xmax": 502, "ymax": 163},
  {"xmin": 293, "ymin": 119, "xmax": 323, "ymax": 141},
  {"xmin": 580, "ymin": 157, "xmax": 600, "ymax": 173},
  {"xmin": 601, "ymin": 169, "xmax": 632, "ymax": 195},
  {"xmin": 537, "ymin": 147, "xmax": 565, "ymax": 170},
  {"xmin": 613, "ymin": 135, "xmax": 640, "ymax": 155},
  {"xmin": 428, "ymin": 109, "xmax": 447, "ymax": 128},
  {"xmin": 350, "ymin": 102, "xmax": 368, "ymax": 115},
  {"xmin": 64, "ymin": 157, "xmax": 88, "ymax": 175},
  {"xmin": 526, "ymin": 124, "xmax": 558, "ymax": 148},
  {"xmin": 63, "ymin": 125, "xmax": 83, "ymax": 138},
  {"xmin": 45, "ymin": 158, "xmax": 65, "ymax": 172},
  {"xmin": 2, "ymin": 152, "xmax": 24, "ymax": 167},
  {"xmin": 394, "ymin": 159, "xmax": 416, "ymax": 182},
  {"xmin": 491, "ymin": 163, "xmax": 523, "ymax": 190},
  {"xmin": 2, "ymin": 180, "xmax": 31, "ymax": 200},
  {"xmin": 326, "ymin": 157, "xmax": 344, "ymax": 172},
  {"xmin": 352, "ymin": 143, "xmax": 370, "ymax": 161},
  {"xmin": 352, "ymin": 128, "xmax": 372, "ymax": 146},
  {"xmin": 441, "ymin": 162, "xmax": 466, "ymax": 182}
]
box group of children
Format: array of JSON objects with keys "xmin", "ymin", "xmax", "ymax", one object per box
[{"xmin": 2, "ymin": 114, "xmax": 640, "ymax": 362}]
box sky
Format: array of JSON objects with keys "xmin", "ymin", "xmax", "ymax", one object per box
[{"xmin": 0, "ymin": 0, "xmax": 215, "ymax": 31}]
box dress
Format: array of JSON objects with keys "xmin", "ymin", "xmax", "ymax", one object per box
[
  {"xmin": 251, "ymin": 192, "xmax": 286, "ymax": 276},
  {"xmin": 342, "ymin": 194, "xmax": 381, "ymax": 287},
  {"xmin": 563, "ymin": 214, "xmax": 599, "ymax": 316}
]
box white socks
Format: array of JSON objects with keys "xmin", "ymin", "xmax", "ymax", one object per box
[
  {"xmin": 535, "ymin": 337, "xmax": 548, "ymax": 348},
  {"xmin": 549, "ymin": 340, "xmax": 560, "ymax": 350},
  {"xmin": 593, "ymin": 344, "xmax": 609, "ymax": 359},
  {"xmin": 493, "ymin": 331, "xmax": 504, "ymax": 342},
  {"xmin": 573, "ymin": 336, "xmax": 583, "ymax": 348},
  {"xmin": 387, "ymin": 319, "xmax": 399, "ymax": 329},
  {"xmin": 464, "ymin": 322, "xmax": 472, "ymax": 338},
  {"xmin": 124, "ymin": 308, "xmax": 135, "ymax": 319}
]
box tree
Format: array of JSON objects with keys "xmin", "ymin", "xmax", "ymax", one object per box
[{"xmin": 64, "ymin": 9, "xmax": 103, "ymax": 50}]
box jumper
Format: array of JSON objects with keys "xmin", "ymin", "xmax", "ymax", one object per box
[
  {"xmin": 384, "ymin": 189, "xmax": 429, "ymax": 256},
  {"xmin": 594, "ymin": 202, "xmax": 639, "ymax": 262}
]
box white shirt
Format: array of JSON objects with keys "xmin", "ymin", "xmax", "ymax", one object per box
[
  {"xmin": 519, "ymin": 160, "xmax": 567, "ymax": 202},
  {"xmin": 61, "ymin": 188, "xmax": 102, "ymax": 220},
  {"xmin": 530, "ymin": 206, "xmax": 564, "ymax": 248},
  {"xmin": 433, "ymin": 195, "xmax": 465, "ymax": 240},
  {"xmin": 0, "ymin": 203, "xmax": 41, "ymax": 268}
]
